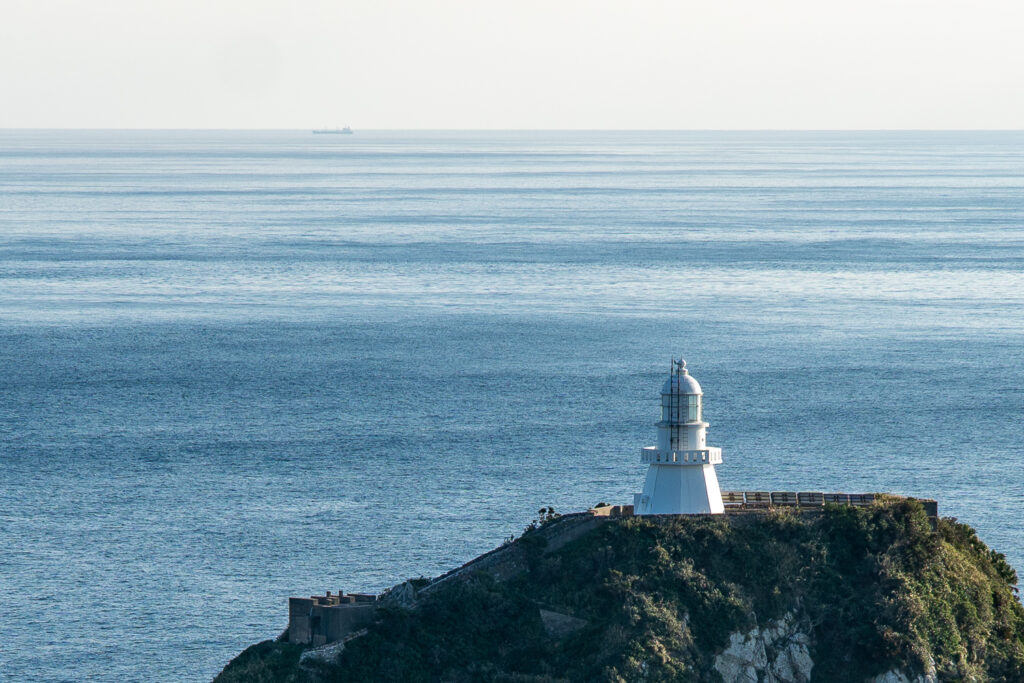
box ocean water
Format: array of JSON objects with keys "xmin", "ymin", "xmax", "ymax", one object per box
[{"xmin": 1, "ymin": 130, "xmax": 1023, "ymax": 682}]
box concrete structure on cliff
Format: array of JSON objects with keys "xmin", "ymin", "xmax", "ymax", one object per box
[
  {"xmin": 288, "ymin": 592, "xmax": 378, "ymax": 646},
  {"xmin": 634, "ymin": 359, "xmax": 725, "ymax": 515}
]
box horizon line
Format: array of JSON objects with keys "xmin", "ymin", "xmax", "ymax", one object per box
[{"xmin": 4, "ymin": 127, "xmax": 1024, "ymax": 133}]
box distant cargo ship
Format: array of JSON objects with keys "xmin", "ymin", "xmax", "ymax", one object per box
[{"xmin": 312, "ymin": 127, "xmax": 353, "ymax": 134}]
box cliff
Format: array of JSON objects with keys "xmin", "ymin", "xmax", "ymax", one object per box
[{"xmin": 214, "ymin": 499, "xmax": 1024, "ymax": 682}]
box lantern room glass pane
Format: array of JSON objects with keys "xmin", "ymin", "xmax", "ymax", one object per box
[{"xmin": 686, "ymin": 395, "xmax": 700, "ymax": 422}]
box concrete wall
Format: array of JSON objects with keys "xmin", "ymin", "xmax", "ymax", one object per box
[
  {"xmin": 288, "ymin": 598, "xmax": 316, "ymax": 645},
  {"xmin": 289, "ymin": 596, "xmax": 379, "ymax": 646},
  {"xmin": 417, "ymin": 512, "xmax": 608, "ymax": 596},
  {"xmin": 318, "ymin": 604, "xmax": 377, "ymax": 646}
]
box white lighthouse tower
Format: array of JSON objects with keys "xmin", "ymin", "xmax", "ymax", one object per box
[{"xmin": 634, "ymin": 359, "xmax": 724, "ymax": 515}]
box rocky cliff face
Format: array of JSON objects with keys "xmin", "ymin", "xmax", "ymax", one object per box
[
  {"xmin": 215, "ymin": 500, "xmax": 1024, "ymax": 682},
  {"xmin": 711, "ymin": 610, "xmax": 946, "ymax": 683},
  {"xmin": 713, "ymin": 611, "xmax": 813, "ymax": 683}
]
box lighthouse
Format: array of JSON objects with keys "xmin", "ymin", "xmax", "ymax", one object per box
[{"xmin": 634, "ymin": 360, "xmax": 724, "ymax": 515}]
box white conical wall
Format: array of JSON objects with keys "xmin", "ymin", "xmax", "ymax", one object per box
[{"xmin": 637, "ymin": 463, "xmax": 724, "ymax": 514}]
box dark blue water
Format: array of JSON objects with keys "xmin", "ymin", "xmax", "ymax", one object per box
[{"xmin": 1, "ymin": 130, "xmax": 1023, "ymax": 682}]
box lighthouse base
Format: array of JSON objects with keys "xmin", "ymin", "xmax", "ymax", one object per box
[{"xmin": 634, "ymin": 464, "xmax": 724, "ymax": 515}]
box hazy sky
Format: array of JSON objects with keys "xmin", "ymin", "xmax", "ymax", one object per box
[{"xmin": 3, "ymin": 0, "xmax": 1023, "ymax": 129}]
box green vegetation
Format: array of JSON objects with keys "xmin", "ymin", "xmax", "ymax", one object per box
[
  {"xmin": 215, "ymin": 639, "xmax": 304, "ymax": 683},
  {"xmin": 214, "ymin": 500, "xmax": 1024, "ymax": 682},
  {"xmin": 523, "ymin": 506, "xmax": 563, "ymax": 535}
]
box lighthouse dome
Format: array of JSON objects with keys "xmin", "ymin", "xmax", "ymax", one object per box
[{"xmin": 661, "ymin": 360, "xmax": 702, "ymax": 395}]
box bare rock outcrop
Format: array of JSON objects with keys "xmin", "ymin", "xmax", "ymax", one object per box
[
  {"xmin": 868, "ymin": 668, "xmax": 938, "ymax": 683},
  {"xmin": 713, "ymin": 612, "xmax": 812, "ymax": 683}
]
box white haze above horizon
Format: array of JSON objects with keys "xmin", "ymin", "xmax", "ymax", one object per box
[{"xmin": 2, "ymin": 0, "xmax": 1023, "ymax": 130}]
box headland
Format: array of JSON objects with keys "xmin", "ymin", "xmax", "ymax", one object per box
[{"xmin": 215, "ymin": 497, "xmax": 1023, "ymax": 682}]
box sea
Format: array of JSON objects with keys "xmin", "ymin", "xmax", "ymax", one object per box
[{"xmin": 1, "ymin": 130, "xmax": 1022, "ymax": 682}]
